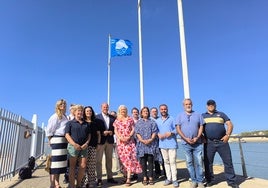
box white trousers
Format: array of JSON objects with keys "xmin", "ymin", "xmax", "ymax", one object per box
[{"xmin": 161, "ymin": 148, "xmax": 177, "ymax": 182}]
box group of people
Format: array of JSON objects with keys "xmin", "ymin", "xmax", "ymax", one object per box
[{"xmin": 46, "ymin": 98, "xmax": 239, "ymax": 188}]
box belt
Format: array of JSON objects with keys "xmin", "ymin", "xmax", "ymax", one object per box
[
  {"xmin": 208, "ymin": 138, "xmax": 221, "ymax": 143},
  {"xmin": 53, "ymin": 135, "xmax": 65, "ymax": 137}
]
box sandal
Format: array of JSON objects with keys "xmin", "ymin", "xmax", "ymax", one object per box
[
  {"xmin": 149, "ymin": 178, "xmax": 154, "ymax": 185},
  {"xmin": 121, "ymin": 176, "xmax": 127, "ymax": 184},
  {"xmin": 142, "ymin": 178, "xmax": 148, "ymax": 186},
  {"xmin": 125, "ymin": 178, "xmax": 131, "ymax": 186}
]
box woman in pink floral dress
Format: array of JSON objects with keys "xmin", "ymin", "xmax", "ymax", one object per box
[{"xmin": 113, "ymin": 105, "xmax": 142, "ymax": 186}]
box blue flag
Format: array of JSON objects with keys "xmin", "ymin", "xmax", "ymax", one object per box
[{"xmin": 110, "ymin": 38, "xmax": 132, "ymax": 57}]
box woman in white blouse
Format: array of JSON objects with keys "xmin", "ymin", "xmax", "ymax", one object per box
[{"xmin": 46, "ymin": 99, "xmax": 69, "ymax": 188}]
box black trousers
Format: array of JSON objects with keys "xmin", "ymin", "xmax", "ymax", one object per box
[
  {"xmin": 140, "ymin": 154, "xmax": 154, "ymax": 178},
  {"xmin": 154, "ymin": 160, "xmax": 161, "ymax": 174},
  {"xmin": 204, "ymin": 140, "xmax": 236, "ymax": 185},
  {"xmin": 154, "ymin": 148, "xmax": 166, "ymax": 176}
]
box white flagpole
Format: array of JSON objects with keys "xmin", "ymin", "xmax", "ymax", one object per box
[
  {"xmin": 177, "ymin": 0, "xmax": 190, "ymax": 98},
  {"xmin": 138, "ymin": 0, "xmax": 144, "ymax": 108},
  {"xmin": 107, "ymin": 34, "xmax": 111, "ymax": 105}
]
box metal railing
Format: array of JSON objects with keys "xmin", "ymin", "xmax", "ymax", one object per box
[
  {"xmin": 0, "ymin": 108, "xmax": 45, "ymax": 181},
  {"xmin": 177, "ymin": 135, "xmax": 268, "ymax": 179},
  {"xmin": 230, "ymin": 135, "xmax": 268, "ymax": 178},
  {"xmin": 1, "ymin": 107, "xmax": 267, "ymax": 180}
]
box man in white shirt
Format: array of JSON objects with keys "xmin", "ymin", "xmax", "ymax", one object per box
[{"xmin": 96, "ymin": 103, "xmax": 117, "ymax": 186}]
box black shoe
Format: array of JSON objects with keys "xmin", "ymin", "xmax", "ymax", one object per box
[
  {"xmin": 97, "ymin": 179, "xmax": 103, "ymax": 187},
  {"xmin": 206, "ymin": 181, "xmax": 214, "ymax": 187},
  {"xmin": 63, "ymin": 178, "xmax": 69, "ymax": 184},
  {"xmin": 107, "ymin": 178, "xmax": 118, "ymax": 184},
  {"xmin": 131, "ymin": 174, "xmax": 138, "ymax": 181},
  {"xmin": 229, "ymin": 184, "xmax": 239, "ymax": 188},
  {"xmin": 154, "ymin": 173, "xmax": 161, "ymax": 179}
]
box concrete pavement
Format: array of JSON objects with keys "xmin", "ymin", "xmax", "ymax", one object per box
[{"xmin": 1, "ymin": 156, "xmax": 268, "ymax": 188}]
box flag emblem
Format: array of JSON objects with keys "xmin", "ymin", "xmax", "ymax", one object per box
[{"xmin": 110, "ymin": 38, "xmax": 132, "ymax": 57}]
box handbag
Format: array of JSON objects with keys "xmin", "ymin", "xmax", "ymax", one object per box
[
  {"xmin": 45, "ymin": 155, "xmax": 51, "ymax": 173},
  {"xmin": 19, "ymin": 167, "xmax": 32, "ymax": 179}
]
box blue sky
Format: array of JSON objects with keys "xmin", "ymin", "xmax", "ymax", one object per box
[{"xmin": 1, "ymin": 0, "xmax": 267, "ymax": 134}]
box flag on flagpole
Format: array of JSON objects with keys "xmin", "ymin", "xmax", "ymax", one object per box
[{"xmin": 110, "ymin": 38, "xmax": 132, "ymax": 57}]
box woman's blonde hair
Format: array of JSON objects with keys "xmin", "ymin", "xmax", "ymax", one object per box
[
  {"xmin": 74, "ymin": 105, "xmax": 84, "ymax": 111},
  {"xmin": 117, "ymin": 105, "xmax": 128, "ymax": 118},
  {"xmin": 55, "ymin": 99, "xmax": 67, "ymax": 119}
]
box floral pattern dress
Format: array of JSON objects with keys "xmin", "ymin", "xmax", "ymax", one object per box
[{"xmin": 113, "ymin": 117, "xmax": 142, "ymax": 174}]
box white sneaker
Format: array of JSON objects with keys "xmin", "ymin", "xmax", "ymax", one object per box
[{"xmin": 164, "ymin": 180, "xmax": 172, "ymax": 186}]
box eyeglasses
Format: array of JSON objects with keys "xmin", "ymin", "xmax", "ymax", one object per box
[{"xmin": 187, "ymin": 115, "xmax": 191, "ymax": 122}]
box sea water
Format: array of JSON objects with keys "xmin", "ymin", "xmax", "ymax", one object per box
[{"xmin": 177, "ymin": 142, "xmax": 268, "ymax": 180}]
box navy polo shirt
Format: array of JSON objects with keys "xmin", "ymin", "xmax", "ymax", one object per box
[
  {"xmin": 65, "ymin": 119, "xmax": 91, "ymax": 145},
  {"xmin": 202, "ymin": 110, "xmax": 230, "ymax": 140}
]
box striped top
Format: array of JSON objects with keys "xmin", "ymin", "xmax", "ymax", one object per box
[{"xmin": 202, "ymin": 110, "xmax": 230, "ymax": 140}]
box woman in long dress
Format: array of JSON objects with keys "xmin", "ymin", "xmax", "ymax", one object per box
[{"xmin": 113, "ymin": 105, "xmax": 142, "ymax": 186}]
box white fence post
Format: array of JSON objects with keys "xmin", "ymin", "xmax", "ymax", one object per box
[
  {"xmin": 41, "ymin": 122, "xmax": 45, "ymax": 158},
  {"xmin": 30, "ymin": 114, "xmax": 38, "ymax": 157}
]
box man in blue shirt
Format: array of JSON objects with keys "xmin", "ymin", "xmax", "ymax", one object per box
[
  {"xmin": 156, "ymin": 104, "xmax": 179, "ymax": 187},
  {"xmin": 176, "ymin": 98, "xmax": 205, "ymax": 188},
  {"xmin": 202, "ymin": 99, "xmax": 239, "ymax": 188}
]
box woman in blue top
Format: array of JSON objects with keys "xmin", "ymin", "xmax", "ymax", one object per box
[
  {"xmin": 135, "ymin": 106, "xmax": 161, "ymax": 185},
  {"xmin": 65, "ymin": 105, "xmax": 91, "ymax": 188}
]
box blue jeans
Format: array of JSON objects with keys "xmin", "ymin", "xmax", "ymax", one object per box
[
  {"xmin": 204, "ymin": 139, "xmax": 236, "ymax": 185},
  {"xmin": 182, "ymin": 143, "xmax": 204, "ymax": 183}
]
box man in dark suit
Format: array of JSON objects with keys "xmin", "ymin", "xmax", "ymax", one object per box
[{"xmin": 96, "ymin": 103, "xmax": 118, "ymax": 186}]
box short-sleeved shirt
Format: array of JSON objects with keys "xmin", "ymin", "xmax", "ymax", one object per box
[
  {"xmin": 135, "ymin": 118, "xmax": 159, "ymax": 159},
  {"xmin": 202, "ymin": 110, "xmax": 230, "ymax": 140},
  {"xmin": 156, "ymin": 115, "xmax": 178, "ymax": 149},
  {"xmin": 65, "ymin": 119, "xmax": 91, "ymax": 145},
  {"xmin": 176, "ymin": 111, "xmax": 204, "ymax": 144}
]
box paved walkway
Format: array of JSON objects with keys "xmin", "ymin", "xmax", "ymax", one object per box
[{"xmin": 1, "ymin": 156, "xmax": 268, "ymax": 188}]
